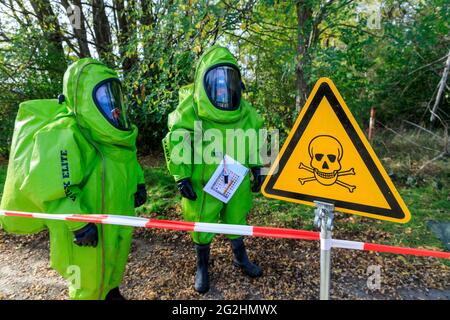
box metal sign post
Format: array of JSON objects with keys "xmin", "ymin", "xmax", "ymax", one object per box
[{"xmin": 314, "ymin": 200, "xmax": 335, "ymax": 300}]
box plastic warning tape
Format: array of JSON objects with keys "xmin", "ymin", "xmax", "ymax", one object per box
[{"xmin": 1, "ymin": 210, "xmax": 449, "ymax": 259}]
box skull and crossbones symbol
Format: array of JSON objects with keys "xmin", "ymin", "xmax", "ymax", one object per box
[{"xmin": 298, "ymin": 135, "xmax": 356, "ymax": 192}]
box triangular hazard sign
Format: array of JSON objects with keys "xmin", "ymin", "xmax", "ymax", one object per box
[{"xmin": 262, "ymin": 78, "xmax": 411, "ymax": 223}]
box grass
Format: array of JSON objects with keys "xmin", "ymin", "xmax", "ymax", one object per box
[
  {"xmin": 137, "ymin": 129, "xmax": 450, "ymax": 265},
  {"xmin": 135, "ymin": 166, "xmax": 179, "ymax": 218},
  {"xmin": 0, "ymin": 161, "xmax": 448, "ymax": 249},
  {"xmin": 0, "ymin": 165, "xmax": 6, "ymax": 199},
  {"xmin": 134, "ymin": 158, "xmax": 450, "ymax": 266},
  {"xmin": 0, "ymin": 131, "xmax": 448, "ymax": 265},
  {"xmin": 132, "ymin": 160, "xmax": 449, "ymax": 255}
]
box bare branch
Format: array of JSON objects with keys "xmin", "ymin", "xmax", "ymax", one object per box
[{"xmin": 430, "ymin": 48, "xmax": 450, "ymax": 124}]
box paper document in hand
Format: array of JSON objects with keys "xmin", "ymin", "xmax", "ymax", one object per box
[{"xmin": 203, "ymin": 155, "xmax": 249, "ymax": 203}]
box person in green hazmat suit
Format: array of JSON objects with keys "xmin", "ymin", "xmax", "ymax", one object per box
[
  {"xmin": 0, "ymin": 58, "xmax": 147, "ymax": 300},
  {"xmin": 163, "ymin": 46, "xmax": 265, "ymax": 293}
]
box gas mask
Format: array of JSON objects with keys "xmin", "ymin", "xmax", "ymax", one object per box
[
  {"xmin": 204, "ymin": 65, "xmax": 242, "ymax": 111},
  {"xmin": 93, "ymin": 79, "xmax": 130, "ymax": 130}
]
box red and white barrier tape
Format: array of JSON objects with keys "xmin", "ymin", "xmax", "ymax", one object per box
[{"xmin": 1, "ymin": 210, "xmax": 449, "ymax": 259}]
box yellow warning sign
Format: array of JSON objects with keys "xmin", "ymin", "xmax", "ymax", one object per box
[{"xmin": 261, "ymin": 78, "xmax": 411, "ymax": 223}]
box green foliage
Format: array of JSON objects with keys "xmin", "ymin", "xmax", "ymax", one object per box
[
  {"xmin": 234, "ymin": 0, "xmax": 449, "ymax": 131},
  {"xmin": 118, "ymin": 1, "xmax": 251, "ymax": 153},
  {"xmin": 0, "ymin": 0, "xmax": 448, "ymax": 155},
  {"xmin": 135, "ymin": 166, "xmax": 179, "ymax": 216},
  {"xmin": 0, "ymin": 164, "xmax": 5, "ymax": 198},
  {"xmin": 0, "ymin": 18, "xmax": 65, "ymax": 156},
  {"xmin": 232, "ymin": 1, "xmax": 298, "ymax": 134}
]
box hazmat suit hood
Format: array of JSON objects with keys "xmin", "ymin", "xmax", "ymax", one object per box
[
  {"xmin": 194, "ymin": 46, "xmax": 245, "ymax": 123},
  {"xmin": 63, "ymin": 58, "xmax": 138, "ymax": 147}
]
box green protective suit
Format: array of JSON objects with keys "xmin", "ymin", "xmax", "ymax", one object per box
[
  {"xmin": 0, "ymin": 58, "xmax": 144, "ymax": 299},
  {"xmin": 163, "ymin": 46, "xmax": 264, "ymax": 245}
]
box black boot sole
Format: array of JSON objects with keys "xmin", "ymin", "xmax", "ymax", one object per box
[
  {"xmin": 194, "ymin": 286, "xmax": 210, "ymax": 294},
  {"xmin": 194, "ymin": 280, "xmax": 210, "ymax": 294},
  {"xmin": 194, "ymin": 272, "xmax": 210, "ymax": 293},
  {"xmin": 233, "ymin": 261, "xmax": 263, "ymax": 278}
]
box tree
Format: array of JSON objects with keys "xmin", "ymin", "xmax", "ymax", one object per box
[
  {"xmin": 0, "ymin": 0, "xmax": 448, "ymax": 157},
  {"xmin": 60, "ymin": 0, "xmax": 91, "ymax": 58},
  {"xmin": 92, "ymin": 0, "xmax": 114, "ymax": 66},
  {"xmin": 29, "ymin": 0, "xmax": 67, "ymax": 73}
]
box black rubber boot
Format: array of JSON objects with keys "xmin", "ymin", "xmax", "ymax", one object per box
[
  {"xmin": 194, "ymin": 243, "xmax": 210, "ymax": 294},
  {"xmin": 230, "ymin": 237, "xmax": 263, "ymax": 278},
  {"xmin": 105, "ymin": 287, "xmax": 126, "ymax": 300}
]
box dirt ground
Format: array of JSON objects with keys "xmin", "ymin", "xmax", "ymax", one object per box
[{"xmin": 0, "ymin": 226, "xmax": 449, "ymax": 300}]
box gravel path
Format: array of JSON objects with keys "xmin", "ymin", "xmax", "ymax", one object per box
[
  {"xmin": 0, "ymin": 232, "xmax": 66, "ymax": 300},
  {"xmin": 0, "ymin": 228, "xmax": 449, "ymax": 300}
]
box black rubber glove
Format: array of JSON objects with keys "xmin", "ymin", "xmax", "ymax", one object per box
[
  {"xmin": 251, "ymin": 167, "xmax": 265, "ymax": 193},
  {"xmin": 73, "ymin": 223, "xmax": 98, "ymax": 247},
  {"xmin": 177, "ymin": 178, "xmax": 197, "ymax": 200},
  {"xmin": 134, "ymin": 183, "xmax": 147, "ymax": 208}
]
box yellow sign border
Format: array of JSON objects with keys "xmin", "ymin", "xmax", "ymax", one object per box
[{"xmin": 261, "ymin": 78, "xmax": 411, "ymax": 223}]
